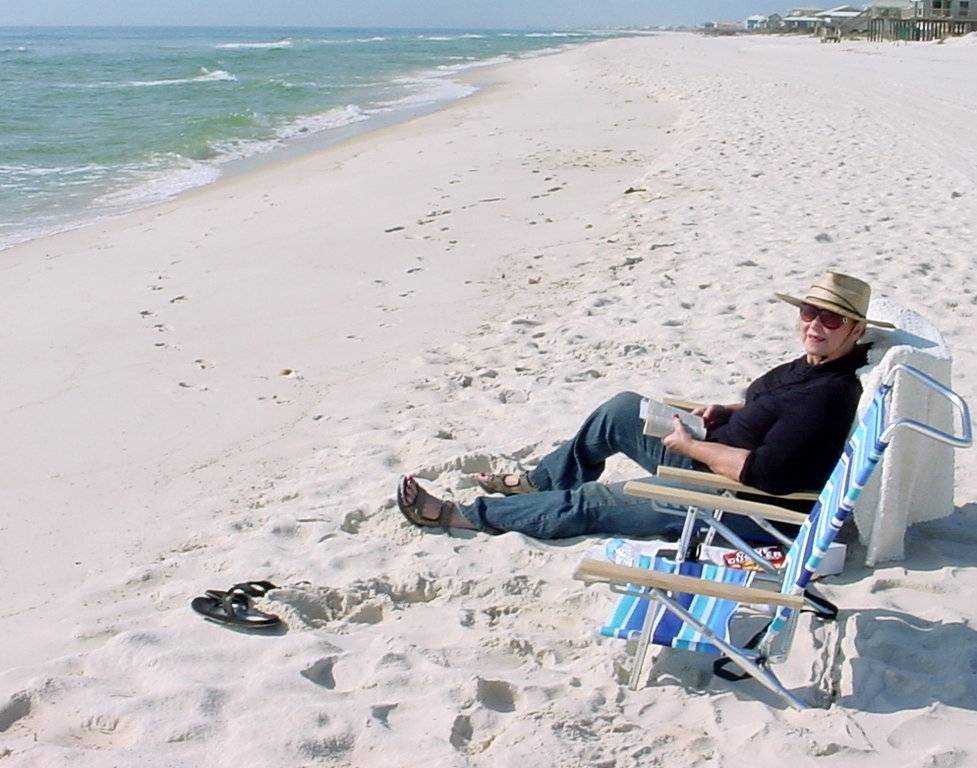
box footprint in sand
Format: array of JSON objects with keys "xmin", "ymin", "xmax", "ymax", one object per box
[
  {"xmin": 301, "ymin": 657, "xmax": 337, "ymax": 689},
  {"xmin": 474, "ymin": 678, "xmax": 518, "ymax": 713},
  {"xmin": 0, "ymin": 693, "xmax": 31, "ymax": 732},
  {"xmin": 450, "ymin": 714, "xmax": 474, "ymax": 749}
]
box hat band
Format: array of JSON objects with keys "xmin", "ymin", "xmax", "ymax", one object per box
[{"xmin": 806, "ymin": 286, "xmax": 864, "ymax": 318}]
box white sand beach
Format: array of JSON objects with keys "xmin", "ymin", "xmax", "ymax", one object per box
[{"xmin": 2, "ymin": 33, "xmax": 977, "ymax": 766}]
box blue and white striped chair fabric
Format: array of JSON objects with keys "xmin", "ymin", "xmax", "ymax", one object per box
[{"xmin": 599, "ymin": 555, "xmax": 754, "ymax": 653}]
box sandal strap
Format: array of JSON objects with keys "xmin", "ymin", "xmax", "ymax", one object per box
[
  {"xmin": 477, "ymin": 473, "xmax": 535, "ymax": 496},
  {"xmin": 398, "ymin": 476, "xmax": 456, "ymax": 529}
]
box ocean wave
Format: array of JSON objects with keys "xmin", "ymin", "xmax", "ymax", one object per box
[
  {"xmin": 198, "ymin": 104, "xmax": 372, "ymax": 163},
  {"xmin": 125, "ymin": 68, "xmax": 237, "ymax": 87},
  {"xmin": 216, "ymin": 39, "xmax": 291, "ymax": 50},
  {"xmin": 0, "ymin": 46, "xmax": 29, "ymax": 52},
  {"xmin": 524, "ymin": 32, "xmax": 586, "ymax": 38},
  {"xmin": 91, "ymin": 157, "xmax": 221, "ymax": 207},
  {"xmin": 433, "ymin": 54, "xmax": 514, "ymax": 73},
  {"xmin": 313, "ymin": 36, "xmax": 388, "ymax": 45},
  {"xmin": 65, "ymin": 68, "xmax": 238, "ymax": 89},
  {"xmin": 376, "ymin": 75, "xmax": 478, "ymax": 110},
  {"xmin": 275, "ymin": 104, "xmax": 371, "ymax": 140},
  {"xmin": 416, "ymin": 34, "xmax": 487, "ymax": 42},
  {"xmin": 0, "ymin": 163, "xmax": 106, "ymax": 179},
  {"xmin": 518, "ymin": 46, "xmax": 566, "ymax": 59}
]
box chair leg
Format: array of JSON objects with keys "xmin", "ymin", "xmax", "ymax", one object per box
[
  {"xmin": 628, "ymin": 598, "xmax": 663, "ymax": 690},
  {"xmin": 652, "ymin": 589, "xmax": 808, "ymax": 710}
]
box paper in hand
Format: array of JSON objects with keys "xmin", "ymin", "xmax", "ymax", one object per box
[{"xmin": 639, "ymin": 398, "xmax": 707, "ymax": 440}]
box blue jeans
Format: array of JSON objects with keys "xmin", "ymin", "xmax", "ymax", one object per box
[{"xmin": 459, "ymin": 391, "xmax": 774, "ymax": 542}]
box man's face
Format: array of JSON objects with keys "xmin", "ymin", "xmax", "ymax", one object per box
[{"xmin": 796, "ymin": 304, "xmax": 865, "ymax": 362}]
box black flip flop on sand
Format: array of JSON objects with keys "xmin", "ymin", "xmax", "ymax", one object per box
[
  {"xmin": 204, "ymin": 579, "xmax": 277, "ymax": 602},
  {"xmin": 190, "ymin": 591, "xmax": 281, "ymax": 629}
]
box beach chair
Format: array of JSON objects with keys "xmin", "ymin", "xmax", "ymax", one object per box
[
  {"xmin": 631, "ymin": 397, "xmax": 822, "ymax": 587},
  {"xmin": 574, "ymin": 364, "xmax": 972, "ymax": 708}
]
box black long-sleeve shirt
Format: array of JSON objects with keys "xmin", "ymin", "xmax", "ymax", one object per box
[{"xmin": 704, "ymin": 345, "xmax": 869, "ymax": 502}]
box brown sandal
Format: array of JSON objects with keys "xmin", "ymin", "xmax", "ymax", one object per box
[
  {"xmin": 474, "ymin": 472, "xmax": 536, "ymax": 496},
  {"xmin": 397, "ymin": 475, "xmax": 458, "ymax": 529}
]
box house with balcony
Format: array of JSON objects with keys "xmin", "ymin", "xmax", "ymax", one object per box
[
  {"xmin": 920, "ymin": 0, "xmax": 973, "ymax": 17},
  {"xmin": 780, "ymin": 7, "xmax": 824, "ymax": 29},
  {"xmin": 817, "ymin": 4, "xmax": 866, "ymax": 23},
  {"xmin": 866, "ymin": 0, "xmax": 977, "ymax": 36}
]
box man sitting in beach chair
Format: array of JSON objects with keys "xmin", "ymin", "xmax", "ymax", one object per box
[{"xmin": 396, "ymin": 272, "xmax": 894, "ymax": 542}]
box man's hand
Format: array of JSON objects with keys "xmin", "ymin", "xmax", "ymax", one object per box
[
  {"xmin": 692, "ymin": 404, "xmax": 733, "ymax": 429},
  {"xmin": 663, "ymin": 415, "xmax": 751, "ymax": 484},
  {"xmin": 662, "ymin": 415, "xmax": 695, "ymax": 456}
]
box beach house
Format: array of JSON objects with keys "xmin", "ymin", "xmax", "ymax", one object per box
[
  {"xmin": 866, "ymin": 0, "xmax": 977, "ymax": 37},
  {"xmin": 817, "ymin": 4, "xmax": 866, "ymax": 24},
  {"xmin": 783, "ymin": 7, "xmax": 826, "ymax": 30},
  {"xmin": 924, "ymin": 0, "xmax": 973, "ymax": 17}
]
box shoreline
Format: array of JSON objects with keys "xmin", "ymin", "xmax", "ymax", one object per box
[{"xmin": 0, "ymin": 32, "xmax": 639, "ymax": 254}]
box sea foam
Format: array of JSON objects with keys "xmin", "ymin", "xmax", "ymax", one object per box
[
  {"xmin": 73, "ymin": 68, "xmax": 238, "ymax": 89},
  {"xmin": 216, "ymin": 39, "xmax": 292, "ymax": 50}
]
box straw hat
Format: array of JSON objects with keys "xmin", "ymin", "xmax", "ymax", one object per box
[{"xmin": 775, "ymin": 271, "xmax": 895, "ymax": 328}]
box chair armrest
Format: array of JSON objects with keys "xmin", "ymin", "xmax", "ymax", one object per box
[
  {"xmin": 656, "ymin": 466, "xmax": 820, "ymax": 502},
  {"xmin": 623, "ymin": 480, "xmax": 808, "ymax": 525},
  {"xmin": 573, "ymin": 558, "xmax": 805, "ymax": 609},
  {"xmin": 662, "ymin": 397, "xmax": 706, "ymax": 412}
]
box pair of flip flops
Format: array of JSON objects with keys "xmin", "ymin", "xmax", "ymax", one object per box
[{"xmin": 190, "ymin": 580, "xmax": 281, "ymax": 629}]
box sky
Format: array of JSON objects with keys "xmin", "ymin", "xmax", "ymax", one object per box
[{"xmin": 1, "ymin": 1, "xmax": 789, "ymax": 29}]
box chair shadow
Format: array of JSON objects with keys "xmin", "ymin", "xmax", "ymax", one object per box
[
  {"xmin": 838, "ymin": 607, "xmax": 977, "ymax": 713},
  {"xmin": 831, "ymin": 502, "xmax": 977, "ymax": 586},
  {"xmin": 820, "ymin": 502, "xmax": 977, "ymax": 712}
]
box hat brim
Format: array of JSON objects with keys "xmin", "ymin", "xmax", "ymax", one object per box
[{"xmin": 775, "ymin": 292, "xmax": 896, "ymax": 329}]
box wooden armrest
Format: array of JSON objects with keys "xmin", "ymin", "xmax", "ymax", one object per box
[
  {"xmin": 623, "ymin": 480, "xmax": 808, "ymax": 525},
  {"xmin": 661, "ymin": 397, "xmax": 706, "ymax": 412},
  {"xmin": 573, "ymin": 558, "xmax": 804, "ymax": 609},
  {"xmin": 656, "ymin": 466, "xmax": 820, "ymax": 502}
]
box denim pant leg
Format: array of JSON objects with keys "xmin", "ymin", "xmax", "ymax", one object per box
[
  {"xmin": 527, "ymin": 391, "xmax": 665, "ymax": 491},
  {"xmin": 459, "ymin": 459, "xmax": 783, "ymax": 543},
  {"xmin": 459, "ymin": 475, "xmax": 693, "ymax": 539}
]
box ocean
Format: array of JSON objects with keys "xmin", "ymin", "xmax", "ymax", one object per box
[{"xmin": 0, "ymin": 26, "xmax": 636, "ymax": 250}]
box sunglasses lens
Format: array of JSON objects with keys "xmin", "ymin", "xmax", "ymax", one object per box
[
  {"xmin": 799, "ymin": 304, "xmax": 818, "ymax": 322},
  {"xmin": 819, "ymin": 311, "xmax": 844, "ymax": 330},
  {"xmin": 799, "ymin": 304, "xmax": 845, "ymax": 329}
]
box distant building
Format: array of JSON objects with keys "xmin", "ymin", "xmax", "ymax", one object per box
[
  {"xmin": 817, "ymin": 4, "xmax": 866, "ymax": 23},
  {"xmin": 783, "ymin": 14, "xmax": 823, "ymax": 29},
  {"xmin": 702, "ymin": 20, "xmax": 744, "ymax": 34},
  {"xmin": 866, "ymin": 0, "xmax": 977, "ymax": 37},
  {"xmin": 744, "ymin": 13, "xmax": 770, "ymax": 29},
  {"xmin": 920, "ymin": 0, "xmax": 972, "ymax": 17},
  {"xmin": 865, "ymin": 0, "xmax": 917, "ymax": 18}
]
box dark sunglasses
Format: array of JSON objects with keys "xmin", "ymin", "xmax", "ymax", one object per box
[{"xmin": 799, "ymin": 303, "xmax": 848, "ymax": 330}]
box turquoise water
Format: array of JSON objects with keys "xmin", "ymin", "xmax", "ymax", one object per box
[{"xmin": 0, "ymin": 27, "xmax": 633, "ymax": 249}]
